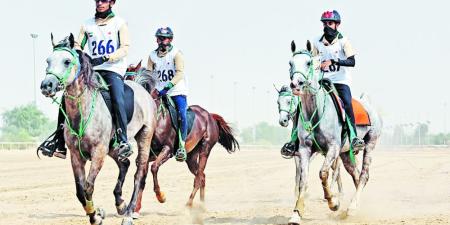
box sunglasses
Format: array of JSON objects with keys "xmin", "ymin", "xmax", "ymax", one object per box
[
  {"xmin": 157, "ymin": 36, "xmax": 171, "ymax": 41},
  {"xmin": 322, "ymin": 21, "xmax": 336, "ymax": 26},
  {"xmin": 94, "ymin": 0, "xmax": 111, "ymax": 3}
]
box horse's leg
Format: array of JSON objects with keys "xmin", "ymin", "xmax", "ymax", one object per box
[
  {"xmin": 289, "ymin": 148, "xmax": 311, "ymax": 225},
  {"xmin": 109, "ymin": 151, "xmax": 130, "ymax": 216},
  {"xmin": 294, "ymin": 156, "xmax": 301, "ymax": 197},
  {"xmin": 150, "ymin": 145, "xmax": 172, "ymax": 204},
  {"xmin": 347, "ymin": 139, "xmax": 376, "ymax": 215},
  {"xmin": 185, "ymin": 144, "xmax": 202, "ymax": 207},
  {"xmin": 320, "ymin": 144, "xmax": 341, "ymax": 211},
  {"xmin": 84, "ymin": 145, "xmax": 108, "ymax": 225},
  {"xmin": 122, "ymin": 127, "xmax": 152, "ymax": 224},
  {"xmin": 330, "ymin": 157, "xmax": 344, "ymax": 195},
  {"xmin": 70, "ymin": 152, "xmax": 89, "ymax": 216},
  {"xmin": 340, "ymin": 151, "xmax": 360, "ymax": 188}
]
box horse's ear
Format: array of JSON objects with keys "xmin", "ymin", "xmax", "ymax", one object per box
[
  {"xmin": 51, "ymin": 33, "xmax": 56, "ymax": 48},
  {"xmin": 291, "ymin": 40, "xmax": 296, "ymax": 53},
  {"xmin": 69, "ymin": 33, "xmax": 75, "ymax": 49},
  {"xmin": 136, "ymin": 60, "xmax": 142, "ymax": 70},
  {"xmin": 306, "ymin": 40, "xmax": 312, "ymax": 52},
  {"xmin": 273, "ymin": 84, "xmax": 280, "ymax": 94}
]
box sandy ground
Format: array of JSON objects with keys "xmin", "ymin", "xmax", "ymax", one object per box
[{"xmin": 0, "ymin": 146, "xmax": 449, "ymax": 225}]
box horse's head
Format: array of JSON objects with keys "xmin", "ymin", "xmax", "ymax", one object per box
[
  {"xmin": 41, "ymin": 33, "xmax": 81, "ymax": 97},
  {"xmin": 276, "ymin": 85, "xmax": 298, "ymax": 127},
  {"xmin": 125, "ymin": 60, "xmax": 142, "ymax": 81},
  {"xmin": 289, "ymin": 40, "xmax": 321, "ymax": 94}
]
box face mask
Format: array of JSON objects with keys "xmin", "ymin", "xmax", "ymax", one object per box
[
  {"xmin": 323, "ymin": 25, "xmax": 338, "ymax": 43},
  {"xmin": 95, "ymin": 7, "xmax": 112, "ymax": 19}
]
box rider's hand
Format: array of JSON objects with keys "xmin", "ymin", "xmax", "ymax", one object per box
[
  {"xmin": 158, "ymin": 82, "xmax": 174, "ymax": 97},
  {"xmin": 91, "ymin": 56, "xmax": 109, "ymax": 67},
  {"xmin": 320, "ymin": 60, "xmax": 332, "ymax": 71}
]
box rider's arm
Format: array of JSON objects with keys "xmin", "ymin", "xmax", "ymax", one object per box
[
  {"xmin": 333, "ymin": 39, "xmax": 356, "ymax": 67},
  {"xmin": 170, "ymin": 51, "xmax": 185, "ymax": 85},
  {"xmin": 108, "ymin": 23, "xmax": 130, "ymax": 62},
  {"xmin": 75, "ymin": 26, "xmax": 88, "ymax": 51}
]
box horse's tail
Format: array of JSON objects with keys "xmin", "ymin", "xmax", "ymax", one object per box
[{"xmin": 211, "ymin": 113, "xmax": 239, "ymax": 153}]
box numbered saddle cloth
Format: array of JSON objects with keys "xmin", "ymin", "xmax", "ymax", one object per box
[{"xmin": 83, "ymin": 16, "xmax": 127, "ymax": 76}]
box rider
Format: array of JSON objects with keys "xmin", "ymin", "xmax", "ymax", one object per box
[
  {"xmin": 281, "ymin": 10, "xmax": 365, "ymax": 157},
  {"xmin": 147, "ymin": 27, "xmax": 189, "ymax": 162},
  {"xmin": 38, "ymin": 0, "xmax": 132, "ymax": 159}
]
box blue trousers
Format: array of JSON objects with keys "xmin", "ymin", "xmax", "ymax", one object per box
[
  {"xmin": 171, "ymin": 95, "xmax": 188, "ymax": 141},
  {"xmin": 334, "ymin": 83, "xmax": 357, "ymax": 135}
]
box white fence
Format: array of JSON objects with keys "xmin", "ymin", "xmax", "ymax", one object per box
[{"xmin": 0, "ymin": 142, "xmax": 38, "ymax": 150}]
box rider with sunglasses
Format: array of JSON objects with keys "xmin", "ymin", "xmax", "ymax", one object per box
[
  {"xmin": 281, "ymin": 10, "xmax": 365, "ymax": 157},
  {"xmin": 38, "ymin": 0, "xmax": 133, "ymax": 160},
  {"xmin": 147, "ymin": 27, "xmax": 189, "ymax": 162}
]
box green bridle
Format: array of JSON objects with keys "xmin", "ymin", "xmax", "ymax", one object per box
[
  {"xmin": 46, "ymin": 47, "xmax": 97, "ymax": 160},
  {"xmin": 278, "ymin": 90, "xmax": 297, "ymax": 120},
  {"xmin": 46, "ymin": 47, "xmax": 81, "ymax": 88}
]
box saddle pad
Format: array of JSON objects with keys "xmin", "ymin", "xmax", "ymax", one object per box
[
  {"xmin": 163, "ymin": 96, "xmax": 196, "ymax": 135},
  {"xmin": 331, "ymin": 92, "xmax": 371, "ymax": 126}
]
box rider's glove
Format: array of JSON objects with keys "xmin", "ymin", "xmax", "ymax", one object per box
[
  {"xmin": 91, "ymin": 56, "xmax": 109, "ymax": 67},
  {"xmin": 158, "ymin": 82, "xmax": 174, "ymax": 97}
]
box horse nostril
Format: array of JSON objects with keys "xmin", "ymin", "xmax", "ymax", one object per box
[{"xmin": 290, "ymin": 83, "xmax": 295, "ymax": 88}]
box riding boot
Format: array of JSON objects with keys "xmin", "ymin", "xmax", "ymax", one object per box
[
  {"xmin": 281, "ymin": 115, "xmax": 299, "ymax": 158},
  {"xmin": 172, "ymin": 95, "xmax": 188, "ymax": 162},
  {"xmin": 38, "ymin": 100, "xmax": 67, "ymax": 159}
]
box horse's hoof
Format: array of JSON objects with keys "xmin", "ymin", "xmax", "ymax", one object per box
[
  {"xmin": 156, "ymin": 191, "xmax": 166, "ymax": 203},
  {"xmin": 131, "ymin": 212, "xmax": 140, "ymax": 219},
  {"xmin": 346, "ymin": 203, "xmax": 358, "ymax": 216},
  {"xmin": 97, "ymin": 208, "xmax": 106, "ymax": 219},
  {"xmin": 121, "ymin": 217, "xmax": 133, "ymax": 225},
  {"xmin": 116, "ymin": 201, "xmax": 127, "ymax": 216},
  {"xmin": 288, "ymin": 211, "xmax": 301, "ymax": 225},
  {"xmin": 328, "ymin": 199, "xmax": 340, "ymax": 211}
]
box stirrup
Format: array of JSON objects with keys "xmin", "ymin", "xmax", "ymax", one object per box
[
  {"xmin": 175, "ymin": 147, "xmax": 187, "ymax": 162},
  {"xmin": 118, "ymin": 142, "xmax": 133, "ymax": 161},
  {"xmin": 351, "ymin": 137, "xmax": 365, "ymax": 154},
  {"xmin": 37, "ymin": 130, "xmax": 66, "ymax": 159},
  {"xmin": 281, "ymin": 142, "xmax": 296, "ymax": 159}
]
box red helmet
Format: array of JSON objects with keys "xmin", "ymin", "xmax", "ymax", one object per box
[{"xmin": 320, "ymin": 10, "xmax": 341, "ymax": 23}]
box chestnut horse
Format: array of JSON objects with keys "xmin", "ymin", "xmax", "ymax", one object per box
[{"xmin": 126, "ymin": 64, "xmax": 239, "ymax": 217}]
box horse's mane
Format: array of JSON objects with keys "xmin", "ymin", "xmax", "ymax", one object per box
[
  {"xmin": 134, "ymin": 67, "xmax": 158, "ymax": 93},
  {"xmin": 54, "ymin": 35, "xmax": 100, "ymax": 90}
]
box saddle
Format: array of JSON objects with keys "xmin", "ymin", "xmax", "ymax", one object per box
[
  {"xmin": 98, "ymin": 76, "xmax": 135, "ymax": 124},
  {"xmin": 161, "ymin": 96, "xmax": 196, "ymax": 135},
  {"xmin": 320, "ymin": 79, "xmax": 371, "ymax": 126}
]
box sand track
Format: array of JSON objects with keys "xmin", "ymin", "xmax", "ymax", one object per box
[{"xmin": 0, "ymin": 147, "xmax": 449, "ymax": 225}]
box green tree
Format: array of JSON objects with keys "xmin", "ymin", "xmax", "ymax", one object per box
[{"xmin": 0, "ymin": 104, "xmax": 54, "ymax": 142}]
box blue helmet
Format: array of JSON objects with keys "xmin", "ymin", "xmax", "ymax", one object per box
[
  {"xmin": 155, "ymin": 27, "xmax": 174, "ymax": 38},
  {"xmin": 320, "ymin": 10, "xmax": 341, "ymax": 23}
]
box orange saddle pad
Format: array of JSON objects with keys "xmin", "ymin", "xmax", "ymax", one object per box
[
  {"xmin": 332, "ymin": 92, "xmax": 371, "ymax": 126},
  {"xmin": 352, "ymin": 99, "xmax": 371, "ymax": 126}
]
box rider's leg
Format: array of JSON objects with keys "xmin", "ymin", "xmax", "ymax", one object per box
[
  {"xmin": 100, "ymin": 70, "xmax": 132, "ymax": 159},
  {"xmin": 333, "ymin": 83, "xmax": 364, "ymax": 149},
  {"xmin": 171, "ymin": 95, "xmax": 188, "ymax": 162},
  {"xmin": 38, "ymin": 96, "xmax": 67, "ymax": 159},
  {"xmin": 281, "ymin": 115, "xmax": 299, "ymax": 157}
]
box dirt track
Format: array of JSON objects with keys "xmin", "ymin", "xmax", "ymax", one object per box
[{"xmin": 0, "ymin": 147, "xmax": 449, "ymax": 225}]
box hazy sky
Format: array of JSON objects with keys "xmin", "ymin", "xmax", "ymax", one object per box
[{"xmin": 0, "ymin": 0, "xmax": 449, "ymax": 133}]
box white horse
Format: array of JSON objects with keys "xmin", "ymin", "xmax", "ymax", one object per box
[
  {"xmin": 285, "ymin": 40, "xmax": 383, "ymax": 224},
  {"xmin": 276, "ymin": 85, "xmax": 343, "ymax": 200}
]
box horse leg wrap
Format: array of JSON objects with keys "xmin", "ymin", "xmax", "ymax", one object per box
[{"xmin": 84, "ymin": 200, "xmax": 95, "ymax": 215}]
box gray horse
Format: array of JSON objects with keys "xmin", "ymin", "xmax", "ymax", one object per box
[
  {"xmin": 276, "ymin": 85, "xmax": 343, "ymax": 199},
  {"xmin": 285, "ymin": 41, "xmax": 382, "ymax": 225},
  {"xmin": 40, "ymin": 34, "xmax": 157, "ymax": 225}
]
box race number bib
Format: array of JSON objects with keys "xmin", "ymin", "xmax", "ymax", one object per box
[
  {"xmin": 157, "ymin": 69, "xmax": 175, "ymax": 82},
  {"xmin": 91, "ymin": 40, "xmax": 115, "ymax": 56}
]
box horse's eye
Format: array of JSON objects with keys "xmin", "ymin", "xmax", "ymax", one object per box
[
  {"xmin": 306, "ymin": 61, "xmax": 311, "ymax": 66},
  {"xmin": 64, "ymin": 59, "xmax": 71, "ymax": 66}
]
